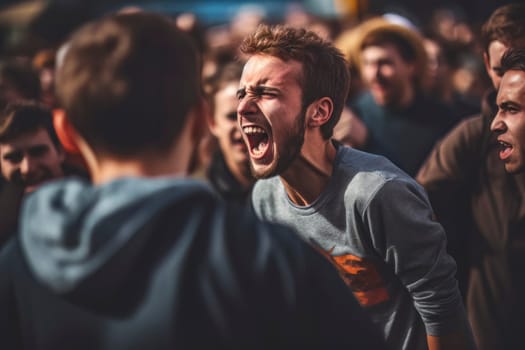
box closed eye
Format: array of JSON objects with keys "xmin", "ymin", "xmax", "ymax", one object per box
[
  {"xmin": 499, "ymin": 102, "xmax": 520, "ymax": 114},
  {"xmin": 3, "ymin": 151, "xmax": 22, "ymax": 164},
  {"xmin": 253, "ymin": 86, "xmax": 279, "ymax": 98},
  {"xmin": 238, "ymin": 86, "xmax": 280, "ymax": 100}
]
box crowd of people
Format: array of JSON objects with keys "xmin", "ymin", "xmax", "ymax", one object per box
[{"xmin": 0, "ymin": 2, "xmax": 523, "ymax": 350}]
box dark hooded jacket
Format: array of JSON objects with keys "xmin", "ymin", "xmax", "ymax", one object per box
[
  {"xmin": 206, "ymin": 150, "xmax": 252, "ymax": 206},
  {"xmin": 0, "ymin": 177, "xmax": 386, "ymax": 350}
]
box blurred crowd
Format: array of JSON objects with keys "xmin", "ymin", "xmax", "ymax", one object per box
[
  {"xmin": 0, "ymin": 1, "xmax": 523, "ymax": 349},
  {"xmin": 0, "ymin": 1, "xmax": 499, "ymax": 175}
]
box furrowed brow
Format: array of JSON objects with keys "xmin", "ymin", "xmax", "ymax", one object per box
[
  {"xmin": 236, "ymin": 87, "xmax": 246, "ymax": 99},
  {"xmin": 499, "ymin": 101, "xmax": 520, "ymax": 110}
]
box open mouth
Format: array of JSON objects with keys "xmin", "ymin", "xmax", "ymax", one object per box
[
  {"xmin": 242, "ymin": 125, "xmax": 269, "ymax": 159},
  {"xmin": 498, "ymin": 140, "xmax": 513, "ymax": 160}
]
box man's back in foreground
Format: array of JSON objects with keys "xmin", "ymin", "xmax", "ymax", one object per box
[
  {"xmin": 0, "ymin": 12, "xmax": 386, "ymax": 349},
  {"xmin": 1, "ymin": 176, "xmax": 385, "ymax": 349}
]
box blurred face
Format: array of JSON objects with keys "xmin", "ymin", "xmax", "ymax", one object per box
[
  {"xmin": 484, "ymin": 40, "xmax": 508, "ymax": 90},
  {"xmin": 0, "ymin": 128, "xmax": 64, "ymax": 192},
  {"xmin": 237, "ymin": 55, "xmax": 306, "ymax": 179},
  {"xmin": 209, "ymin": 82, "xmax": 251, "ymax": 180},
  {"xmin": 491, "ymin": 70, "xmax": 525, "ymax": 173},
  {"xmin": 424, "ymin": 38, "xmax": 447, "ymax": 90},
  {"xmin": 361, "ymin": 43, "xmax": 415, "ymax": 107}
]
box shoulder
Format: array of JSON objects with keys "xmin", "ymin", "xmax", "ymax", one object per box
[
  {"xmin": 452, "ymin": 114, "xmax": 485, "ymax": 137},
  {"xmin": 432, "ymin": 114, "xmax": 486, "ymax": 155},
  {"xmin": 335, "ymin": 146, "xmax": 424, "ymax": 204},
  {"xmin": 252, "ymin": 176, "xmax": 281, "ymax": 195},
  {"xmin": 337, "ymin": 146, "xmax": 412, "ymax": 186},
  {"xmin": 251, "ymin": 176, "xmax": 284, "ymax": 210},
  {"xmin": 416, "ymin": 114, "xmax": 486, "ymax": 185}
]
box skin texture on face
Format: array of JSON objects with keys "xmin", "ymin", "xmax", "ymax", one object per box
[
  {"xmin": 484, "ymin": 40, "xmax": 509, "ymax": 90},
  {"xmin": 0, "ymin": 128, "xmax": 64, "ymax": 192},
  {"xmin": 209, "ymin": 82, "xmax": 252, "ymax": 185},
  {"xmin": 491, "ymin": 70, "xmax": 525, "ymax": 174},
  {"xmin": 361, "ymin": 43, "xmax": 415, "ymax": 108},
  {"xmin": 237, "ymin": 55, "xmax": 306, "ymax": 179}
]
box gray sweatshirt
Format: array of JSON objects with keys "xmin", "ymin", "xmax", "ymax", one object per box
[{"xmin": 252, "ymin": 145, "xmax": 470, "ymax": 350}]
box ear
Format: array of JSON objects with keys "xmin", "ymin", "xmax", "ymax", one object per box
[
  {"xmin": 53, "ymin": 109, "xmax": 90, "ymax": 171},
  {"xmin": 53, "ymin": 108, "xmax": 81, "ymax": 154},
  {"xmin": 205, "ymin": 101, "xmax": 219, "ymax": 137},
  {"xmin": 483, "ymin": 51, "xmax": 491, "ymax": 75},
  {"xmin": 190, "ymin": 98, "xmax": 211, "ymax": 143},
  {"xmin": 306, "ymin": 97, "xmax": 333, "ymax": 128}
]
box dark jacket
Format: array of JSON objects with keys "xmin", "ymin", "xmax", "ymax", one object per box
[
  {"xmin": 351, "ymin": 92, "xmax": 459, "ymax": 177},
  {"xmin": 417, "ymin": 90, "xmax": 525, "ymax": 350},
  {"xmin": 206, "ymin": 150, "xmax": 252, "ymax": 206},
  {"xmin": 0, "ymin": 177, "xmax": 386, "ymax": 350}
]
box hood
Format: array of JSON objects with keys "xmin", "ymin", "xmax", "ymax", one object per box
[{"xmin": 19, "ymin": 177, "xmax": 213, "ymax": 296}]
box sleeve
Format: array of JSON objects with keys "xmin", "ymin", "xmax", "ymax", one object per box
[{"xmin": 363, "ymin": 178, "xmax": 467, "ymax": 336}]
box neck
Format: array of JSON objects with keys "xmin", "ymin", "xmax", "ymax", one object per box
[
  {"xmin": 234, "ymin": 170, "xmax": 255, "ymax": 189},
  {"xmin": 90, "ymin": 154, "xmax": 188, "ymax": 185},
  {"xmin": 79, "ymin": 130, "xmax": 194, "ymax": 186},
  {"xmin": 220, "ymin": 151, "xmax": 255, "ymax": 189},
  {"xmin": 230, "ymin": 161, "xmax": 255, "ymax": 189},
  {"xmin": 280, "ymin": 138, "xmax": 336, "ymax": 206}
]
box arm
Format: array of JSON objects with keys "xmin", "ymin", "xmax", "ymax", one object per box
[
  {"xmin": 427, "ymin": 332, "xmax": 473, "ymax": 350},
  {"xmin": 365, "ymin": 179, "xmax": 475, "ymax": 350}
]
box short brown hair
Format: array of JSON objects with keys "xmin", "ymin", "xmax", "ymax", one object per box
[
  {"xmin": 481, "ymin": 4, "xmax": 525, "ymax": 55},
  {"xmin": 56, "ymin": 12, "xmax": 202, "ymax": 157},
  {"xmin": 0, "ymin": 101, "xmax": 60, "ymax": 148},
  {"xmin": 500, "ymin": 48, "xmax": 525, "ymax": 75},
  {"xmin": 0, "ymin": 60, "xmax": 41, "ymax": 109},
  {"xmin": 240, "ymin": 25, "xmax": 350, "ymax": 140}
]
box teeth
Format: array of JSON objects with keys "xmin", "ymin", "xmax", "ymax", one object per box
[
  {"xmin": 499, "ymin": 140, "xmax": 512, "ymax": 148},
  {"xmin": 243, "ymin": 126, "xmax": 266, "ymax": 135}
]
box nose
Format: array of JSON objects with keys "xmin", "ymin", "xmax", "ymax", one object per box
[
  {"xmin": 490, "ymin": 110, "xmax": 506, "ymax": 133},
  {"xmin": 19, "ymin": 156, "xmax": 36, "ymax": 176},
  {"xmin": 237, "ymin": 95, "xmax": 257, "ymax": 121},
  {"xmin": 374, "ymin": 65, "xmax": 382, "ymax": 79}
]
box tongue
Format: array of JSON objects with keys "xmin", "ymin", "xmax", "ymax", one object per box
[
  {"xmin": 249, "ymin": 133, "xmax": 269, "ymax": 156},
  {"xmin": 253, "ymin": 140, "xmax": 268, "ymax": 155},
  {"xmin": 500, "ymin": 146, "xmax": 513, "ymax": 160}
]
